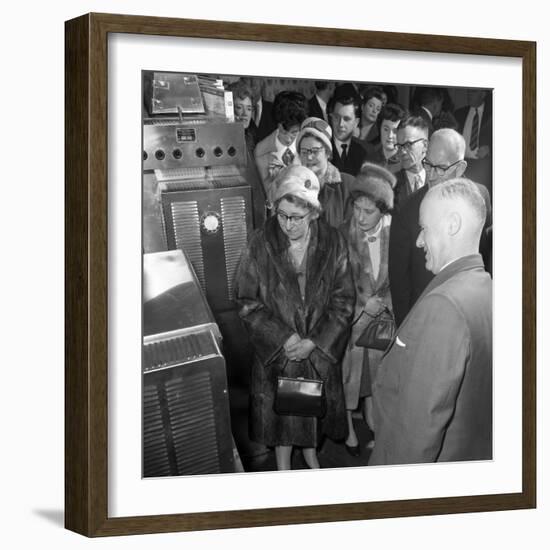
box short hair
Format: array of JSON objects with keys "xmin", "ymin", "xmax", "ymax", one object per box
[
  {"xmin": 428, "ymin": 177, "xmax": 487, "ymax": 228},
  {"xmin": 274, "ymin": 193, "xmax": 322, "ymax": 215},
  {"xmin": 378, "ymin": 103, "xmax": 407, "ymax": 129},
  {"xmin": 314, "ymin": 80, "xmax": 331, "ymax": 92},
  {"xmin": 397, "ymin": 115, "xmax": 430, "ymax": 136},
  {"xmin": 362, "ymin": 85, "xmax": 385, "ymax": 105},
  {"xmin": 327, "ymin": 94, "xmax": 362, "ymax": 120},
  {"xmin": 227, "ymin": 80, "xmax": 254, "ymax": 102},
  {"xmin": 272, "ymin": 91, "xmax": 308, "ymax": 130}
]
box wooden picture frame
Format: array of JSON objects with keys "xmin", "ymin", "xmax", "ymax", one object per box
[{"xmin": 65, "ymin": 12, "xmax": 536, "ymax": 537}]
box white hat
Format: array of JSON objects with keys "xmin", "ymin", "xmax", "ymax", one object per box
[
  {"xmin": 271, "ymin": 165, "xmax": 321, "ymax": 211},
  {"xmin": 297, "ymin": 117, "xmax": 333, "ymax": 154}
]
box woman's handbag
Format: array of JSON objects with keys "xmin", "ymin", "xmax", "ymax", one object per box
[
  {"xmin": 274, "ymin": 359, "xmax": 326, "ymax": 418},
  {"xmin": 355, "ymin": 306, "xmax": 396, "ymax": 351}
]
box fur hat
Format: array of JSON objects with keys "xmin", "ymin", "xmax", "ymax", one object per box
[
  {"xmin": 271, "ymin": 165, "xmax": 321, "ymax": 211},
  {"xmin": 348, "ymin": 162, "xmax": 396, "ymax": 212},
  {"xmin": 296, "ymin": 117, "xmax": 333, "ymax": 154}
]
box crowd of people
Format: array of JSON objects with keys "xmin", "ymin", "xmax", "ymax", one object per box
[{"xmin": 231, "ymin": 77, "xmax": 493, "ymax": 470}]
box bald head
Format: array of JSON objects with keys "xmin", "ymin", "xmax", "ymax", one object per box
[
  {"xmin": 425, "ymin": 128, "xmax": 468, "ymax": 187},
  {"xmin": 416, "ymin": 178, "xmax": 486, "ymax": 274}
]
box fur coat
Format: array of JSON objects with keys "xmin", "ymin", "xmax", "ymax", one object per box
[{"xmin": 234, "ymin": 216, "xmax": 355, "ymax": 447}]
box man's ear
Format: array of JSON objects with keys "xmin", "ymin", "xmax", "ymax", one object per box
[
  {"xmin": 448, "ymin": 211, "xmax": 462, "ymax": 236},
  {"xmin": 455, "ymin": 159, "xmax": 468, "ymax": 177}
]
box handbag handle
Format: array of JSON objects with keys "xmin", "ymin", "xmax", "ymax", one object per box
[
  {"xmin": 351, "ymin": 303, "xmax": 393, "ymax": 326},
  {"xmin": 280, "ymin": 357, "xmax": 323, "ymax": 381}
]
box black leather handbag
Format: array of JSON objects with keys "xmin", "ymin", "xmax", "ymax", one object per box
[
  {"xmin": 274, "ymin": 359, "xmax": 326, "ymax": 418},
  {"xmin": 355, "ymin": 307, "xmax": 396, "ymax": 351}
]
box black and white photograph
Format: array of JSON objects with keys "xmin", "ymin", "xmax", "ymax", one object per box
[{"xmin": 141, "ymin": 71, "xmax": 494, "ymax": 477}]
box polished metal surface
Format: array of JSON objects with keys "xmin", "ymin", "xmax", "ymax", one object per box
[{"xmin": 143, "ymin": 121, "xmax": 246, "ymax": 171}]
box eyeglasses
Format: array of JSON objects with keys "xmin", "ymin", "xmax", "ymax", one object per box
[
  {"xmin": 299, "ymin": 146, "xmax": 324, "ymax": 158},
  {"xmin": 395, "ymin": 138, "xmax": 426, "ymax": 153},
  {"xmin": 276, "ymin": 211, "xmax": 310, "ymax": 224},
  {"xmin": 422, "ymin": 158, "xmax": 462, "ymax": 176}
]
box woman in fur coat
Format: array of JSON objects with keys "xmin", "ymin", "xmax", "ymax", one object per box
[{"xmin": 234, "ymin": 165, "xmax": 355, "ymax": 470}]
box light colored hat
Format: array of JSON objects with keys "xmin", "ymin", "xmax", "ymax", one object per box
[
  {"xmin": 349, "ymin": 162, "xmax": 396, "ymax": 211},
  {"xmin": 296, "ymin": 117, "xmax": 333, "ymax": 154},
  {"xmin": 271, "ymin": 165, "xmax": 321, "ymax": 211}
]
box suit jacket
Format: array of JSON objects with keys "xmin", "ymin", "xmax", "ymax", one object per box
[
  {"xmin": 389, "ymin": 183, "xmax": 492, "ymax": 326},
  {"xmin": 251, "ymin": 99, "xmax": 276, "ymax": 143},
  {"xmin": 369, "ymin": 254, "xmax": 492, "ymax": 465},
  {"xmin": 308, "ymin": 95, "xmax": 326, "ymax": 121},
  {"xmin": 454, "ymin": 103, "xmax": 493, "ymax": 200},
  {"xmin": 392, "ymin": 169, "xmax": 420, "ymax": 210},
  {"xmin": 331, "ymin": 138, "xmax": 367, "ymax": 176}
]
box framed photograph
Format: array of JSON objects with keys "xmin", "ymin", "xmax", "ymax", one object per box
[{"xmin": 65, "ymin": 12, "xmax": 536, "ymax": 537}]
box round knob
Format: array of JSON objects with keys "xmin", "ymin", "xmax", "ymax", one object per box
[
  {"xmin": 155, "ymin": 149, "xmax": 165, "ymax": 161},
  {"xmin": 143, "ymin": 151, "xmax": 148, "ymax": 161},
  {"xmin": 172, "ymin": 148, "xmax": 183, "ymax": 160},
  {"xmin": 227, "ymin": 146, "xmax": 236, "ymax": 157},
  {"xmin": 213, "ymin": 146, "xmax": 223, "ymax": 158},
  {"xmin": 195, "ymin": 147, "xmax": 205, "ymax": 158}
]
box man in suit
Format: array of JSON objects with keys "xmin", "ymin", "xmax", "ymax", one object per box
[
  {"xmin": 392, "ymin": 115, "xmax": 429, "ymax": 209},
  {"xmin": 369, "ymin": 178, "xmax": 492, "ymax": 465},
  {"xmin": 327, "ymin": 94, "xmax": 367, "ymax": 176},
  {"xmin": 308, "ymin": 80, "xmax": 335, "ymax": 121},
  {"xmin": 242, "ymin": 76, "xmax": 277, "ymax": 143},
  {"xmin": 389, "ymin": 128, "xmax": 494, "ymax": 327},
  {"xmin": 412, "ymin": 86, "xmax": 444, "ymax": 135},
  {"xmin": 454, "ymin": 89, "xmax": 493, "ymax": 199}
]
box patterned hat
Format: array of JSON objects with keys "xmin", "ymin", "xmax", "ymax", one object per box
[
  {"xmin": 296, "ymin": 117, "xmax": 333, "ymax": 154},
  {"xmin": 271, "ymin": 165, "xmax": 321, "ymax": 210},
  {"xmin": 348, "ymin": 162, "xmax": 396, "ymax": 211}
]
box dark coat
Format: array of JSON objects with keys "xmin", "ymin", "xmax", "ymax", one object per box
[
  {"xmin": 251, "ymin": 99, "xmax": 276, "ymax": 143},
  {"xmin": 369, "ymin": 255, "xmax": 492, "ymax": 465},
  {"xmin": 392, "ymin": 169, "xmax": 419, "ymax": 210},
  {"xmin": 318, "ymin": 162, "xmax": 354, "ymax": 228},
  {"xmin": 389, "ymin": 183, "xmax": 492, "ymax": 326},
  {"xmin": 363, "ymin": 142, "xmax": 401, "ymax": 173},
  {"xmin": 234, "ymin": 216, "xmax": 355, "ymax": 447},
  {"xmin": 330, "ymin": 138, "xmax": 367, "ymax": 176},
  {"xmin": 308, "ymin": 95, "xmax": 326, "ymax": 121}
]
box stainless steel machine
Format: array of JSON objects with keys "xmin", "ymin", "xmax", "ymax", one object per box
[{"xmin": 143, "ymin": 250, "xmax": 240, "ymax": 477}]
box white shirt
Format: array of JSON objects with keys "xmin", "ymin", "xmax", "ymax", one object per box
[
  {"xmin": 255, "ymin": 98, "xmax": 263, "ymax": 127},
  {"xmin": 405, "ymin": 168, "xmax": 426, "ymax": 194},
  {"xmin": 334, "ymin": 137, "xmax": 352, "ymax": 158},
  {"xmin": 462, "ymin": 103, "xmax": 486, "ymax": 159},
  {"xmin": 274, "ymin": 129, "xmax": 297, "ymax": 160}
]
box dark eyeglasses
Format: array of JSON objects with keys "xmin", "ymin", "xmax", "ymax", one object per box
[
  {"xmin": 276, "ymin": 211, "xmax": 310, "ymax": 224},
  {"xmin": 299, "ymin": 146, "xmax": 324, "ymax": 157},
  {"xmin": 422, "ymin": 158, "xmax": 462, "ymax": 176},
  {"xmin": 395, "ymin": 138, "xmax": 426, "ymax": 152}
]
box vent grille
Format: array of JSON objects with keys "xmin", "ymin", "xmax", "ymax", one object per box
[
  {"xmin": 165, "ymin": 372, "xmax": 220, "ymax": 475},
  {"xmin": 143, "ymin": 385, "xmax": 172, "ymax": 477},
  {"xmin": 221, "ymin": 196, "xmax": 247, "ymax": 299},
  {"xmin": 143, "ymin": 331, "xmax": 217, "ymax": 372},
  {"xmin": 170, "ymin": 201, "xmax": 206, "ymax": 291}
]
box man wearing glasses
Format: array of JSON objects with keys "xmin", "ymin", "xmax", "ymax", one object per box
[
  {"xmin": 389, "ymin": 128, "xmax": 471, "ymax": 327},
  {"xmin": 392, "ymin": 116, "xmax": 430, "ymax": 209}
]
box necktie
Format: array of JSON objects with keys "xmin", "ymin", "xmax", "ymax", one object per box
[
  {"xmin": 341, "ymin": 143, "xmax": 348, "ymax": 163},
  {"xmin": 414, "ymin": 174, "xmax": 422, "ymax": 191},
  {"xmin": 470, "ymin": 108, "xmax": 480, "ymax": 151},
  {"xmin": 282, "ymin": 148, "xmax": 294, "ymax": 166}
]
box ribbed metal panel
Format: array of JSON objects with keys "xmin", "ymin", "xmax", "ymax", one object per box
[
  {"xmin": 220, "ymin": 196, "xmax": 247, "ymax": 299},
  {"xmin": 143, "ymin": 331, "xmax": 217, "ymax": 372},
  {"xmin": 143, "ymin": 385, "xmax": 172, "ymax": 477},
  {"xmin": 170, "ymin": 201, "xmax": 206, "ymax": 291},
  {"xmin": 165, "ymin": 372, "xmax": 221, "ymax": 474}
]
